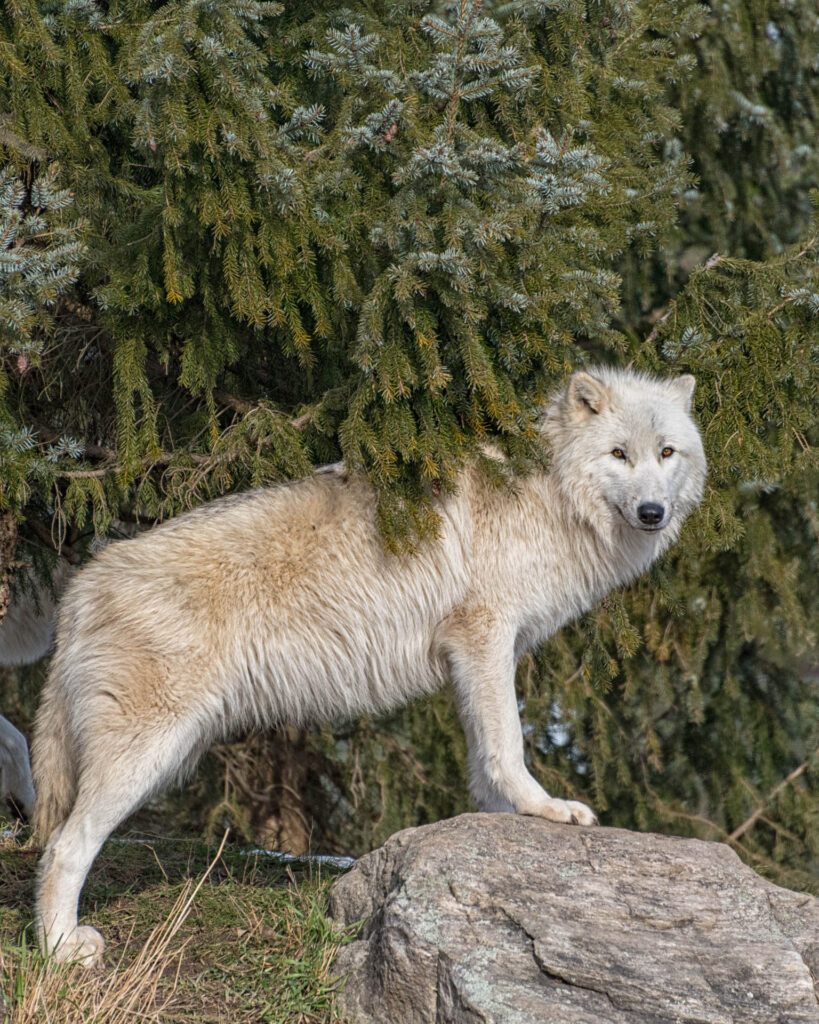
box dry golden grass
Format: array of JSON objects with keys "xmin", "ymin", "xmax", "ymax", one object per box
[
  {"xmin": 0, "ymin": 835, "xmax": 227, "ymax": 1024},
  {"xmin": 0, "ymin": 827, "xmax": 355, "ymax": 1023}
]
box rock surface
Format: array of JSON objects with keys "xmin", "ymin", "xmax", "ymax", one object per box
[{"xmin": 329, "ymin": 813, "xmax": 819, "ymax": 1024}]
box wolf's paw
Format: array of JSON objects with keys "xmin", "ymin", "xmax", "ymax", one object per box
[
  {"xmin": 50, "ymin": 926, "xmax": 105, "ymax": 967},
  {"xmin": 528, "ymin": 797, "xmax": 598, "ymax": 827},
  {"xmin": 565, "ymin": 800, "xmax": 598, "ymax": 826}
]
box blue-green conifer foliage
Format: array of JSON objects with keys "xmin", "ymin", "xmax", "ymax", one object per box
[{"xmin": 0, "ymin": 0, "xmax": 816, "ymax": 887}]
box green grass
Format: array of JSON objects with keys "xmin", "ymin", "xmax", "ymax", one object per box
[{"xmin": 0, "ymin": 819, "xmax": 357, "ymax": 1023}]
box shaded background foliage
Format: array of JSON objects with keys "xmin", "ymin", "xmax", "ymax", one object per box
[{"xmin": 0, "ymin": 0, "xmax": 816, "ymax": 890}]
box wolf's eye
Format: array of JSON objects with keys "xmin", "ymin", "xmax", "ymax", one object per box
[
  {"xmin": 661, "ymin": 446, "xmax": 675, "ymax": 458},
  {"xmin": 611, "ymin": 448, "xmax": 626, "ymax": 459}
]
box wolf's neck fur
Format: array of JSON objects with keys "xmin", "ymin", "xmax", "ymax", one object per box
[{"xmin": 478, "ymin": 469, "xmax": 668, "ymax": 652}]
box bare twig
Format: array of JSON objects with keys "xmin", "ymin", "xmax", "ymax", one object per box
[
  {"xmin": 0, "ymin": 511, "xmax": 17, "ymax": 627},
  {"xmin": 212, "ymin": 389, "xmax": 254, "ymax": 415},
  {"xmin": 289, "ymin": 411, "xmax": 313, "ymax": 430},
  {"xmin": 727, "ymin": 754, "xmax": 816, "ymax": 843},
  {"xmin": 23, "ymin": 511, "xmax": 83, "ymax": 562}
]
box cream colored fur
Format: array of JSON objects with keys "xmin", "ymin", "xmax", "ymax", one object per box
[{"xmin": 32, "ymin": 367, "xmax": 706, "ymax": 964}]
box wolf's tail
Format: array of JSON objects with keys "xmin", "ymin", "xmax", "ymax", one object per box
[{"xmin": 31, "ymin": 671, "xmax": 77, "ymax": 843}]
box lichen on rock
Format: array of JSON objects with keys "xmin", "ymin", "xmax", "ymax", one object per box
[{"xmin": 329, "ymin": 814, "xmax": 819, "ymax": 1023}]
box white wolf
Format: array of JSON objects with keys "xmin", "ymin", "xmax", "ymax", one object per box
[{"xmin": 32, "ymin": 367, "xmax": 706, "ymax": 964}]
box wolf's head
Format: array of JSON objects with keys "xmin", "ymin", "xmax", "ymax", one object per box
[{"xmin": 543, "ymin": 368, "xmax": 706, "ymax": 548}]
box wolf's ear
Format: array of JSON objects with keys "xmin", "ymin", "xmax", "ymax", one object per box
[
  {"xmin": 669, "ymin": 374, "xmax": 696, "ymax": 412},
  {"xmin": 568, "ymin": 372, "xmax": 609, "ymax": 416}
]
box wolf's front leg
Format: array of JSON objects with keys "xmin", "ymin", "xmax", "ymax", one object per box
[{"xmin": 443, "ymin": 613, "xmax": 597, "ymax": 826}]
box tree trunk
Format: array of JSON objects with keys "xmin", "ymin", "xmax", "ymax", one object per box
[{"xmin": 0, "ymin": 512, "xmax": 17, "ymax": 629}]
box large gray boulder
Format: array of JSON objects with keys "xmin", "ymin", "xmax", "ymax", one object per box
[{"xmin": 329, "ymin": 813, "xmax": 819, "ymax": 1023}]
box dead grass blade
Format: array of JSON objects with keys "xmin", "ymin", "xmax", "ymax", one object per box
[{"xmin": 0, "ymin": 831, "xmax": 229, "ymax": 1024}]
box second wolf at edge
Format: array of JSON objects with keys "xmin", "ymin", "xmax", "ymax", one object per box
[{"xmin": 32, "ymin": 365, "xmax": 706, "ymax": 965}]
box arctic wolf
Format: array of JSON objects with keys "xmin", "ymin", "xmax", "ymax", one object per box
[{"xmin": 32, "ymin": 367, "xmax": 706, "ymax": 964}]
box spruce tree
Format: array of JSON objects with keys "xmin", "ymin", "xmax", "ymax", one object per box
[{"xmin": 0, "ymin": 0, "xmax": 816, "ymax": 889}]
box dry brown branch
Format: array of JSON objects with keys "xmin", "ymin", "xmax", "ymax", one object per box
[
  {"xmin": 289, "ymin": 410, "xmax": 313, "ymax": 429},
  {"xmin": 644, "ymin": 307, "xmax": 672, "ymax": 346},
  {"xmin": 0, "ymin": 511, "xmax": 18, "ymax": 627},
  {"xmin": 727, "ymin": 753, "xmax": 816, "ymax": 843},
  {"xmin": 212, "ymin": 388, "xmax": 254, "ymax": 414},
  {"xmin": 0, "ymin": 121, "xmax": 49, "ymax": 162},
  {"xmin": 48, "ymin": 405, "xmax": 314, "ymax": 481}
]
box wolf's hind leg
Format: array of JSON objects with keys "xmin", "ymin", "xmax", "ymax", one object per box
[
  {"xmin": 444, "ymin": 614, "xmax": 597, "ymax": 826},
  {"xmin": 36, "ymin": 715, "xmax": 202, "ymax": 966}
]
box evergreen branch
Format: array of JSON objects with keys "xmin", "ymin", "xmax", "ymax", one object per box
[
  {"xmin": 643, "ymin": 255, "xmax": 721, "ymax": 346},
  {"xmin": 642, "ymin": 747, "xmax": 816, "ymax": 882},
  {"xmin": 639, "ymin": 785, "xmax": 811, "ymax": 889},
  {"xmin": 57, "ymin": 462, "xmax": 164, "ymax": 480},
  {"xmin": 212, "ymin": 391, "xmax": 314, "ymax": 429},
  {"xmin": 0, "ymin": 121, "xmax": 49, "ymax": 162},
  {"xmin": 1, "ymin": 0, "xmax": 816, "ymax": 885},
  {"xmin": 445, "ymin": 0, "xmax": 481, "ymax": 145},
  {"xmin": 727, "ymin": 754, "xmax": 817, "ymax": 844},
  {"xmin": 643, "ymin": 307, "xmax": 672, "ymax": 347},
  {"xmin": 32, "ymin": 421, "xmax": 116, "ymax": 462},
  {"xmin": 53, "ymin": 407, "xmax": 315, "ymax": 480}
]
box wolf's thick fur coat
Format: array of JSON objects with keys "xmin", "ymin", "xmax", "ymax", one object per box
[{"xmin": 32, "ymin": 368, "xmax": 706, "ymax": 963}]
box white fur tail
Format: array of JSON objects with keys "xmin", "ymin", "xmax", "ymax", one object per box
[{"xmin": 31, "ymin": 676, "xmax": 76, "ymax": 843}]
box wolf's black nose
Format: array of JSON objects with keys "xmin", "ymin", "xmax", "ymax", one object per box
[{"xmin": 637, "ymin": 502, "xmax": 665, "ymax": 525}]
